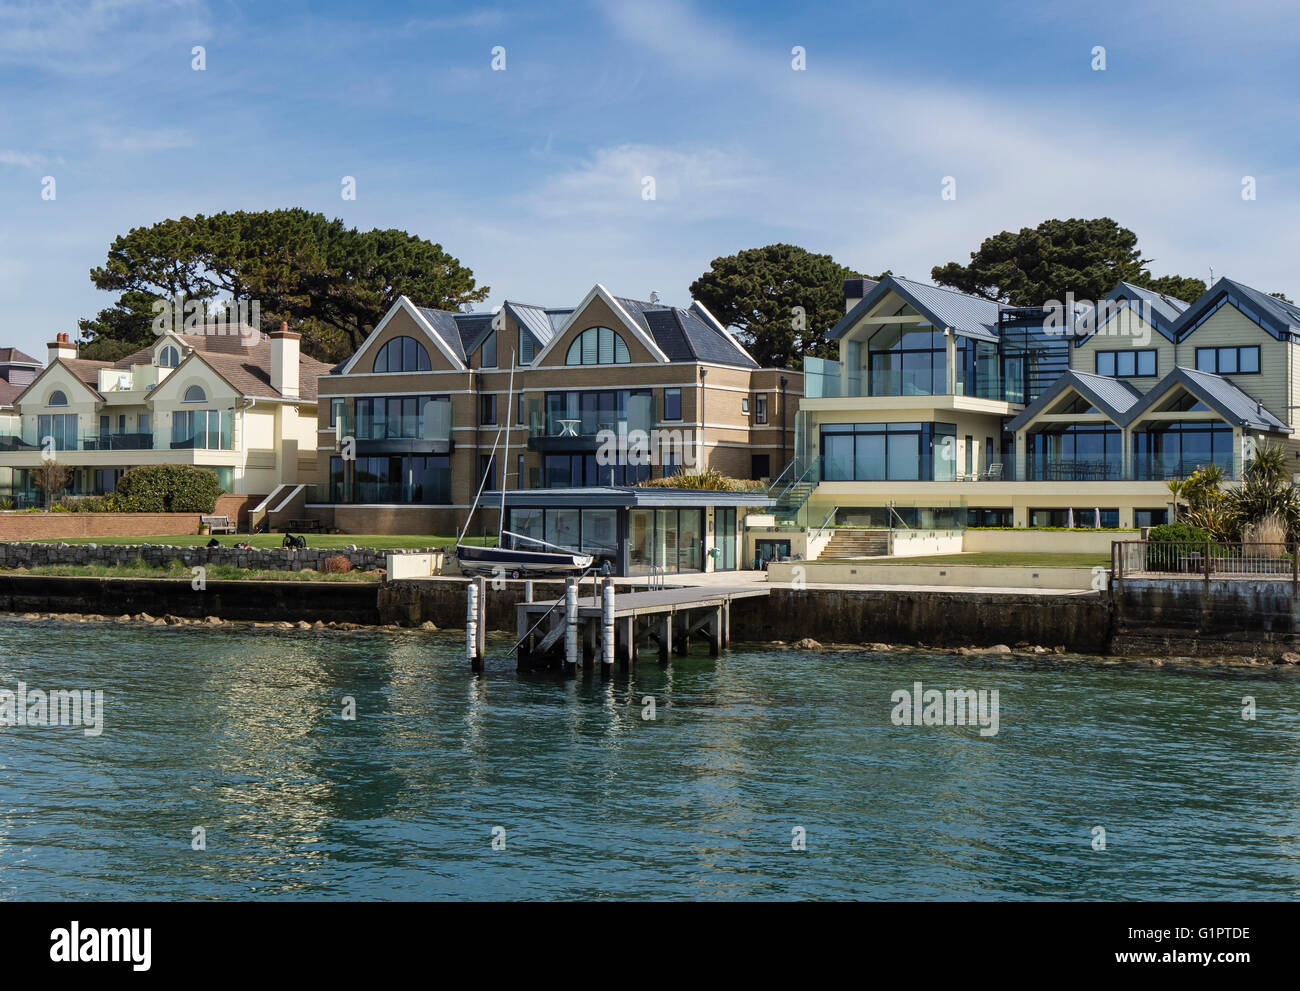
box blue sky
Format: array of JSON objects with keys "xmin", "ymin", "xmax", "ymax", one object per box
[{"xmin": 2, "ymin": 0, "xmax": 1299, "ymax": 358}]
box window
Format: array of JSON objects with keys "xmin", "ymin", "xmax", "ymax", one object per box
[
  {"xmin": 479, "ymin": 454, "xmax": 497, "ymax": 490},
  {"xmin": 751, "ymin": 454, "xmax": 770, "ymax": 480},
  {"xmin": 183, "ymin": 385, "xmax": 206, "ymax": 403},
  {"xmin": 967, "ymin": 508, "xmax": 1013, "ymax": 527},
  {"xmin": 868, "ymin": 325, "xmax": 947, "ymax": 397},
  {"xmin": 37, "ymin": 413, "xmax": 77, "ymax": 450},
  {"xmin": 1134, "ymin": 508, "xmax": 1169, "ymax": 528},
  {"xmin": 820, "ymin": 422, "xmax": 956, "ymax": 482},
  {"xmin": 171, "ymin": 409, "xmax": 232, "ymax": 450},
  {"xmin": 742, "ymin": 398, "xmax": 749, "ymax": 414},
  {"xmin": 354, "ymin": 396, "xmax": 447, "ymax": 439},
  {"xmin": 139, "ymin": 413, "xmax": 150, "ymax": 434},
  {"xmin": 480, "ymin": 330, "xmax": 497, "ymax": 368},
  {"xmin": 1029, "ymin": 508, "xmax": 1120, "ymax": 529},
  {"xmin": 47, "ymin": 390, "xmax": 67, "ymax": 407},
  {"xmin": 755, "ymin": 396, "xmax": 767, "ymax": 424},
  {"xmin": 480, "ymin": 394, "xmax": 497, "ymax": 425},
  {"xmin": 158, "ymin": 345, "xmax": 180, "ymax": 368},
  {"xmin": 1026, "ymin": 424, "xmax": 1121, "ymax": 480},
  {"xmin": 343, "ymin": 454, "xmax": 451, "ymax": 504},
  {"xmin": 517, "ymin": 454, "xmax": 526, "ymax": 490},
  {"xmin": 565, "ymin": 326, "xmax": 630, "ymax": 365},
  {"xmin": 1196, "ymin": 345, "xmax": 1260, "ymax": 374},
  {"xmin": 330, "ymin": 398, "xmax": 345, "ymax": 427},
  {"xmin": 664, "ymin": 388, "xmax": 682, "ymax": 421},
  {"xmin": 519, "ymin": 329, "xmax": 535, "ymax": 365},
  {"xmin": 1095, "ymin": 349, "xmax": 1157, "ymax": 377},
  {"xmin": 372, "ymin": 336, "xmax": 432, "ymax": 373},
  {"xmin": 517, "ymin": 394, "xmax": 526, "ymax": 426}
]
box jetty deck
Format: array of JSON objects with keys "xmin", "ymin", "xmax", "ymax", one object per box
[{"xmin": 511, "ymin": 582, "xmax": 770, "ymax": 672}]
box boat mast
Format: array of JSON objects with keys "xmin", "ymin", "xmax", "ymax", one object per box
[{"xmin": 499, "ymin": 363, "xmax": 515, "ymax": 546}]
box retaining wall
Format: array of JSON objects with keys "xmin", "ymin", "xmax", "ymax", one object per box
[
  {"xmin": 1113, "ymin": 577, "xmax": 1300, "ymax": 657},
  {"xmin": 0, "ymin": 541, "xmax": 420, "ymax": 572},
  {"xmin": 0, "ymin": 494, "xmax": 261, "ymax": 540}
]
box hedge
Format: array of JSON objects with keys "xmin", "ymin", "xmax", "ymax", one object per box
[{"xmin": 112, "ymin": 465, "xmax": 224, "ymax": 513}]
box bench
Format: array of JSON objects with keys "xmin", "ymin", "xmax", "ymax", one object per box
[
  {"xmin": 201, "ymin": 514, "xmax": 234, "ymax": 534},
  {"xmin": 284, "ymin": 518, "xmax": 324, "ymax": 533}
]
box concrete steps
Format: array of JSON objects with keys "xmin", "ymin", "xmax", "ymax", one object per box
[{"xmin": 816, "ymin": 529, "xmax": 890, "ymax": 560}]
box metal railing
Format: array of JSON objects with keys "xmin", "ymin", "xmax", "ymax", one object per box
[{"xmin": 1114, "ymin": 540, "xmax": 1300, "ymax": 584}]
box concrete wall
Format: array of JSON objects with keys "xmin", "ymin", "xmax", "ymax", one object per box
[
  {"xmin": 963, "ymin": 528, "xmax": 1134, "ymax": 554},
  {"xmin": 1113, "ymin": 577, "xmax": 1300, "ymax": 656},
  {"xmin": 768, "ymin": 559, "xmax": 1098, "ymax": 590},
  {"xmin": 891, "ymin": 529, "xmax": 963, "ymax": 557}
]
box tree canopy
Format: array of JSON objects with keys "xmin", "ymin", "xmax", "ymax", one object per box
[
  {"xmin": 79, "ymin": 208, "xmax": 489, "ymax": 363},
  {"xmin": 931, "ymin": 218, "xmax": 1207, "ymax": 306},
  {"xmin": 689, "ymin": 244, "xmax": 882, "ymax": 369}
]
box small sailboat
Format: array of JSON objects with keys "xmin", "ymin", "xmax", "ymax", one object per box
[{"xmin": 455, "ymin": 364, "xmax": 594, "ymax": 578}]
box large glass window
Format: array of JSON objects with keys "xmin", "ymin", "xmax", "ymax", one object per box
[
  {"xmin": 1132, "ymin": 422, "xmax": 1235, "ymax": 479},
  {"xmin": 1025, "ymin": 424, "xmax": 1121, "ymax": 480},
  {"xmin": 372, "ymin": 336, "xmax": 432, "ymax": 373},
  {"xmin": 1095, "ymin": 349, "xmax": 1157, "ymax": 377},
  {"xmin": 868, "ymin": 326, "xmax": 947, "ymax": 396},
  {"xmin": 820, "ymin": 422, "xmax": 955, "ymax": 481},
  {"xmin": 480, "ymin": 330, "xmax": 497, "ymax": 368},
  {"xmin": 37, "ymin": 413, "xmax": 78, "ymax": 451},
  {"xmin": 542, "ymin": 389, "xmax": 653, "ymax": 437},
  {"xmin": 565, "ymin": 326, "xmax": 631, "ymax": 365},
  {"xmin": 355, "ymin": 396, "xmax": 447, "ymax": 439},
  {"xmin": 999, "ymin": 319, "xmax": 1070, "ymax": 404},
  {"xmin": 171, "ymin": 409, "xmax": 233, "ymax": 450},
  {"xmin": 1195, "ymin": 346, "xmax": 1259, "ymax": 374},
  {"xmin": 350, "ymin": 454, "xmax": 450, "ymax": 503},
  {"xmin": 543, "ymin": 453, "xmax": 649, "ymax": 487},
  {"xmin": 956, "ymin": 339, "xmax": 1001, "ymax": 399}
]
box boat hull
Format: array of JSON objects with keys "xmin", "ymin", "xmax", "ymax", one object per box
[{"xmin": 456, "ymin": 544, "xmax": 594, "ymax": 577}]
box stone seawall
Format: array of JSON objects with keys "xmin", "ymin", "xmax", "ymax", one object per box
[
  {"xmin": 0, "ymin": 575, "xmax": 379, "ymax": 623},
  {"xmin": 1113, "ymin": 577, "xmax": 1300, "ymax": 657},
  {"xmin": 0, "ymin": 541, "xmax": 416, "ymax": 573},
  {"xmin": 378, "ymin": 578, "xmax": 1113, "ymax": 652}
]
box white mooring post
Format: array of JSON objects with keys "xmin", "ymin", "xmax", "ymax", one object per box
[
  {"xmin": 564, "ymin": 578, "xmax": 579, "ymax": 674},
  {"xmin": 467, "ymin": 581, "xmax": 481, "ymax": 672},
  {"xmin": 475, "ymin": 575, "xmax": 487, "ymax": 662},
  {"xmin": 601, "ymin": 579, "xmax": 615, "ymax": 671}
]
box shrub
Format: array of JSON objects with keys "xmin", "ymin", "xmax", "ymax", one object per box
[
  {"xmin": 114, "ymin": 465, "xmax": 223, "ymax": 513},
  {"xmin": 0, "ymin": 497, "xmax": 12, "ymax": 510},
  {"xmin": 638, "ymin": 468, "xmax": 762, "ymax": 492},
  {"xmin": 1148, "ymin": 521, "xmax": 1212, "ymax": 543},
  {"xmin": 320, "ymin": 554, "xmax": 354, "ymax": 573}
]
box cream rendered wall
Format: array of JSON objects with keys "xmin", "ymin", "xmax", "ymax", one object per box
[{"xmin": 18, "ymin": 365, "xmax": 99, "ymax": 446}]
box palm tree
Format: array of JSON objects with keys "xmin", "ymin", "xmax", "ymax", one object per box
[{"xmin": 1166, "ymin": 477, "xmax": 1184, "ymax": 522}]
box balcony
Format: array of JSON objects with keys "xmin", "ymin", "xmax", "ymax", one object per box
[
  {"xmin": 348, "ymin": 402, "xmax": 453, "ymax": 454},
  {"xmin": 527, "ymin": 396, "xmax": 658, "ymax": 452}
]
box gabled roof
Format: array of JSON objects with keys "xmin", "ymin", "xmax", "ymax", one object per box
[
  {"xmin": 1174, "ymin": 277, "xmax": 1300, "ymax": 343},
  {"xmin": 12, "ymin": 357, "xmax": 107, "ymax": 405},
  {"xmin": 1073, "ymin": 282, "xmax": 1192, "ymax": 346},
  {"xmin": 192, "ymin": 343, "xmax": 332, "ymax": 403},
  {"xmin": 416, "ymin": 307, "xmax": 469, "ymax": 363},
  {"xmin": 504, "ymin": 301, "xmax": 558, "ymax": 350},
  {"xmin": 1005, "ymin": 369, "xmax": 1145, "ymax": 432},
  {"xmin": 830, "ymin": 275, "xmax": 1001, "ymax": 343},
  {"xmin": 1125, "ymin": 366, "xmax": 1291, "ymax": 433},
  {"xmin": 532, "ymin": 284, "xmax": 671, "ymax": 365},
  {"xmin": 0, "ymin": 347, "xmax": 41, "ymax": 366},
  {"xmin": 340, "ymin": 296, "xmax": 468, "ymax": 373}
]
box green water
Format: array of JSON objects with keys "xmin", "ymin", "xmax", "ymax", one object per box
[{"xmin": 0, "ymin": 618, "xmax": 1297, "ymax": 900}]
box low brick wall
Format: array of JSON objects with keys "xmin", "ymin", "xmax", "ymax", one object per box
[
  {"xmin": 0, "ymin": 541, "xmax": 421, "ymax": 573},
  {"xmin": 0, "ymin": 512, "xmax": 205, "ymax": 540}
]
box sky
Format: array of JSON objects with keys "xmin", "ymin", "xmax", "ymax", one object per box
[{"xmin": 2, "ymin": 0, "xmax": 1299, "ymax": 359}]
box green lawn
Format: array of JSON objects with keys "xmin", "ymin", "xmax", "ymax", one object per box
[
  {"xmin": 26, "ymin": 533, "xmax": 492, "ymax": 550},
  {"xmin": 850, "ymin": 552, "xmax": 1109, "ymax": 568}
]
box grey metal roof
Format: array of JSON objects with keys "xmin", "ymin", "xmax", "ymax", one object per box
[
  {"xmin": 1124, "ymin": 366, "xmax": 1291, "ymax": 432},
  {"xmin": 829, "ymin": 275, "xmax": 1000, "ymax": 343},
  {"xmin": 492, "ymin": 486, "xmax": 773, "ymax": 509},
  {"xmin": 505, "ymin": 301, "xmax": 557, "ymax": 347},
  {"xmin": 1175, "ymin": 277, "xmax": 1300, "ymax": 343},
  {"xmin": 416, "ymin": 307, "xmax": 468, "ymax": 363},
  {"xmin": 638, "ymin": 305, "xmax": 757, "ymax": 368},
  {"xmin": 450, "ymin": 312, "xmax": 494, "ymax": 357},
  {"xmin": 1005, "ymin": 369, "xmax": 1145, "ymax": 432}
]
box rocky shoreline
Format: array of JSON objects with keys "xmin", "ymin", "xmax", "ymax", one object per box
[{"xmin": 3, "ymin": 611, "xmax": 437, "ymax": 632}]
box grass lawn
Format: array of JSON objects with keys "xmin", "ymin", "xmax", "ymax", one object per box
[
  {"xmin": 850, "ymin": 552, "xmax": 1109, "ymax": 568},
  {"xmin": 26, "ymin": 533, "xmax": 491, "ymax": 550}
]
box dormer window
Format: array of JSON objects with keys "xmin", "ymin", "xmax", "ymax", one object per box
[
  {"xmin": 183, "ymin": 386, "xmax": 206, "ymax": 403},
  {"xmin": 48, "ymin": 390, "xmax": 68, "ymax": 407},
  {"xmin": 159, "ymin": 345, "xmax": 180, "ymax": 368}
]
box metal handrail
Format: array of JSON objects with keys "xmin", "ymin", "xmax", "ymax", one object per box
[
  {"xmin": 888, "ymin": 501, "xmax": 911, "ymax": 531},
  {"xmin": 502, "ymin": 566, "xmax": 601, "ymax": 659},
  {"xmin": 812, "ymin": 506, "xmax": 838, "ymax": 539}
]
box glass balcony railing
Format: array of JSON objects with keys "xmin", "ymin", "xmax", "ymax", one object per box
[
  {"xmin": 1132, "ymin": 457, "xmax": 1236, "ymax": 481},
  {"xmin": 528, "ymin": 395, "xmax": 658, "ymax": 441},
  {"xmin": 1025, "ymin": 459, "xmax": 1125, "ymax": 482},
  {"xmin": 2, "ymin": 429, "xmax": 237, "ymax": 453}
]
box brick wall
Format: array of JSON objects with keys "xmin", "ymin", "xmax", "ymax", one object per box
[{"xmin": 0, "ymin": 512, "xmax": 205, "ymax": 540}]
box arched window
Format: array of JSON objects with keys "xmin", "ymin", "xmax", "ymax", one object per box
[
  {"xmin": 158, "ymin": 345, "xmax": 180, "ymax": 368},
  {"xmin": 48, "ymin": 390, "xmax": 68, "ymax": 407},
  {"xmin": 184, "ymin": 386, "xmax": 206, "ymax": 403},
  {"xmin": 373, "ymin": 336, "xmax": 431, "ymax": 373},
  {"xmin": 565, "ymin": 326, "xmax": 630, "ymax": 365}
]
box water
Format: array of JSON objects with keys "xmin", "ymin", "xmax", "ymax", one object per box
[{"xmin": 1, "ymin": 618, "xmax": 1298, "ymax": 900}]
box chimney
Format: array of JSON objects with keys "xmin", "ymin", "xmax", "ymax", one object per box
[
  {"xmin": 269, "ymin": 321, "xmax": 300, "ymax": 399},
  {"xmin": 843, "ymin": 278, "xmax": 879, "ymax": 314},
  {"xmin": 47, "ymin": 332, "xmax": 77, "ymax": 364}
]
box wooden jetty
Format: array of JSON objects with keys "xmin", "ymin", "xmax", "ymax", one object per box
[{"xmin": 477, "ymin": 578, "xmax": 770, "ymax": 673}]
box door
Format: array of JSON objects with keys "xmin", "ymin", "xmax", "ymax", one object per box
[{"xmin": 715, "ymin": 508, "xmax": 736, "ymax": 570}]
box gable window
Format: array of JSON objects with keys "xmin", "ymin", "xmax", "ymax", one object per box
[
  {"xmin": 1095, "ymin": 349, "xmax": 1157, "ymax": 377},
  {"xmin": 565, "ymin": 326, "xmax": 630, "ymax": 365},
  {"xmin": 480, "ymin": 330, "xmax": 498, "ymax": 368},
  {"xmin": 171, "ymin": 409, "xmax": 232, "ymax": 450},
  {"xmin": 1196, "ymin": 345, "xmax": 1260, "ymax": 374},
  {"xmin": 663, "ymin": 388, "xmax": 682, "ymax": 421},
  {"xmin": 373, "ymin": 336, "xmax": 432, "ymax": 373},
  {"xmin": 183, "ymin": 385, "xmax": 207, "ymax": 403},
  {"xmin": 47, "ymin": 390, "xmax": 68, "ymax": 407},
  {"xmin": 158, "ymin": 345, "xmax": 180, "ymax": 368}
]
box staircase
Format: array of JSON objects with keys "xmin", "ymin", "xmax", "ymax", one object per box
[
  {"xmin": 768, "ymin": 457, "xmax": 821, "ymax": 526},
  {"xmin": 817, "ymin": 529, "xmax": 890, "ymax": 559}
]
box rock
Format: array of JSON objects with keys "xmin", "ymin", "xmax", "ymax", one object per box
[
  {"xmin": 205, "ymin": 616, "xmax": 222, "ymax": 625},
  {"xmin": 312, "ymin": 620, "xmax": 325, "ymax": 629},
  {"xmin": 115, "ymin": 614, "xmax": 132, "ymax": 623},
  {"xmin": 793, "ymin": 637, "xmax": 821, "ymax": 650},
  {"xmin": 420, "ymin": 620, "xmax": 438, "ymax": 630},
  {"xmin": 136, "ymin": 613, "xmax": 155, "ymax": 623},
  {"xmin": 1280, "ymin": 651, "xmax": 1300, "ymax": 665},
  {"xmin": 959, "ymin": 644, "xmax": 1012, "ymax": 656},
  {"xmin": 296, "ymin": 620, "xmax": 312, "ymax": 630}
]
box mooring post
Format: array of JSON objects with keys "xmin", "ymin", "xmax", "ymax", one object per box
[
  {"xmin": 524, "ymin": 580, "xmax": 534, "ymax": 604},
  {"xmin": 467, "ymin": 581, "xmax": 482, "ymax": 672},
  {"xmin": 659, "ymin": 612, "xmax": 672, "ymax": 664},
  {"xmin": 601, "ymin": 579, "xmax": 615, "ymax": 673},
  {"xmin": 709, "ymin": 605, "xmax": 722, "ymax": 656},
  {"xmin": 621, "ymin": 615, "xmax": 635, "ymax": 667},
  {"xmin": 564, "ymin": 578, "xmax": 578, "ymax": 674},
  {"xmin": 475, "ymin": 575, "xmax": 487, "ymax": 662},
  {"xmin": 722, "ymin": 598, "xmax": 731, "ymax": 648}
]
